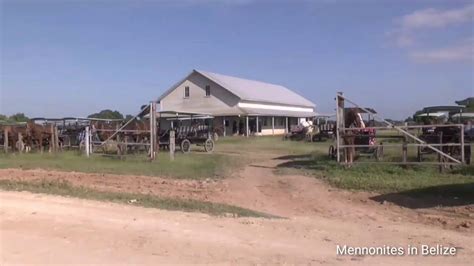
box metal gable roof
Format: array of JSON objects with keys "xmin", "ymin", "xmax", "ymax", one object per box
[{"xmin": 195, "ymin": 70, "xmax": 315, "ymax": 108}]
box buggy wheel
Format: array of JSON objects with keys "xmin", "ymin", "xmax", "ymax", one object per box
[
  {"xmin": 204, "ymin": 139, "xmax": 215, "ymax": 153},
  {"xmin": 181, "ymin": 139, "xmax": 191, "ymax": 153},
  {"xmin": 375, "ymin": 144, "xmax": 384, "ymax": 161},
  {"xmin": 328, "ymin": 145, "xmax": 336, "ymax": 159}
]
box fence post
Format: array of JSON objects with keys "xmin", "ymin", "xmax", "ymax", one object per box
[
  {"xmin": 54, "ymin": 125, "xmax": 60, "ymax": 152},
  {"xmin": 336, "ymin": 92, "xmax": 345, "ymax": 163},
  {"xmin": 85, "ymin": 126, "xmax": 90, "ymax": 157},
  {"xmin": 402, "ymin": 137, "xmax": 407, "ymax": 164},
  {"xmin": 460, "ymin": 124, "xmax": 465, "ymax": 164},
  {"xmin": 149, "ymin": 101, "xmax": 157, "ymax": 161},
  {"xmin": 170, "ymin": 130, "xmax": 175, "ymax": 161},
  {"xmin": 4, "ymin": 128, "xmax": 8, "ymax": 153},
  {"xmin": 17, "ymin": 132, "xmax": 24, "ymax": 153},
  {"xmin": 438, "ymin": 132, "xmax": 443, "ymax": 173}
]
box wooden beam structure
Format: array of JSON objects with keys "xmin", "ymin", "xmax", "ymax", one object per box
[{"xmin": 335, "ymin": 92, "xmax": 466, "ymax": 167}]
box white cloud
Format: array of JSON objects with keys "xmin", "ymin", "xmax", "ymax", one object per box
[
  {"xmin": 168, "ymin": 0, "xmax": 256, "ymax": 7},
  {"xmin": 390, "ymin": 4, "xmax": 474, "ymax": 48},
  {"xmin": 400, "ymin": 4, "xmax": 474, "ymax": 30},
  {"xmin": 410, "ymin": 39, "xmax": 474, "ymax": 63}
]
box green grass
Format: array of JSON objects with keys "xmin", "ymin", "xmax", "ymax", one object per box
[
  {"xmin": 275, "ymin": 152, "xmax": 474, "ymax": 195},
  {"xmin": 217, "ymin": 136, "xmax": 328, "ymax": 156},
  {"xmin": 0, "ymin": 179, "xmax": 274, "ymax": 218},
  {"xmin": 0, "ymin": 151, "xmax": 239, "ymax": 180},
  {"xmin": 1, "ymin": 136, "xmax": 472, "ymax": 196}
]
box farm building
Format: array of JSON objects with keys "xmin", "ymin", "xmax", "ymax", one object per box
[{"xmin": 157, "ymin": 70, "xmax": 316, "ymax": 136}]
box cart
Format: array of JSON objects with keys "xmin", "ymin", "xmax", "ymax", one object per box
[
  {"xmin": 157, "ymin": 111, "xmax": 215, "ymax": 153},
  {"xmin": 415, "ymin": 106, "xmax": 471, "ymax": 164}
]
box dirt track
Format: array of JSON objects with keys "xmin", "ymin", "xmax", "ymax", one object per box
[{"xmin": 1, "ymin": 158, "xmax": 473, "ymax": 264}]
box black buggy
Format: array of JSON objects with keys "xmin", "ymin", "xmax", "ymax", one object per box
[{"xmin": 158, "ymin": 111, "xmax": 215, "ymax": 153}]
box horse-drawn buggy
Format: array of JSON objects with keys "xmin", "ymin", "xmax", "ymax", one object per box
[
  {"xmin": 415, "ymin": 106, "xmax": 472, "ymax": 165},
  {"xmin": 158, "ymin": 111, "xmax": 215, "ymax": 153},
  {"xmin": 283, "ymin": 120, "xmax": 315, "ymax": 141}
]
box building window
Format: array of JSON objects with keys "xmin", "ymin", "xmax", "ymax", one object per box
[
  {"xmin": 263, "ymin": 117, "xmax": 268, "ymax": 126},
  {"xmin": 184, "ymin": 86, "xmax": 190, "ymax": 98},
  {"xmin": 205, "ymin": 85, "xmax": 211, "ymax": 97}
]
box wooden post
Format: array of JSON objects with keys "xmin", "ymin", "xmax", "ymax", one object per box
[
  {"xmin": 460, "ymin": 124, "xmax": 465, "ymax": 164},
  {"xmin": 438, "ymin": 132, "xmax": 443, "ymax": 173},
  {"xmin": 246, "ymin": 116, "xmax": 249, "ymax": 137},
  {"xmin": 17, "ymin": 132, "xmax": 24, "ymax": 153},
  {"xmin": 149, "ymin": 101, "xmax": 157, "ymax": 161},
  {"xmin": 223, "ymin": 116, "xmax": 226, "ymax": 137},
  {"xmin": 4, "ymin": 128, "xmax": 8, "ymax": 153},
  {"xmin": 50, "ymin": 124, "xmax": 55, "ymax": 153},
  {"xmin": 272, "ymin": 117, "xmax": 275, "ymax": 135},
  {"xmin": 336, "ymin": 92, "xmax": 345, "ymax": 163},
  {"xmin": 85, "ymin": 126, "xmax": 90, "ymax": 157},
  {"xmin": 402, "ymin": 138, "xmax": 408, "ymax": 164},
  {"xmin": 169, "ymin": 130, "xmax": 175, "ymax": 161},
  {"xmin": 54, "ymin": 125, "xmax": 60, "ymax": 152},
  {"xmin": 285, "ymin": 117, "xmax": 289, "ymax": 134},
  {"xmin": 256, "ymin": 116, "xmax": 259, "ymax": 136}
]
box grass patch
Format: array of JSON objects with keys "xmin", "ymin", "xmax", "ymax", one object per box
[
  {"xmin": 217, "ymin": 136, "xmax": 328, "ymax": 156},
  {"xmin": 0, "ymin": 179, "xmax": 274, "ymax": 218},
  {"xmin": 0, "ymin": 151, "xmax": 240, "ymax": 180},
  {"xmin": 275, "ymin": 152, "xmax": 474, "ymax": 194},
  {"xmin": 0, "ymin": 136, "xmax": 324, "ymax": 179}
]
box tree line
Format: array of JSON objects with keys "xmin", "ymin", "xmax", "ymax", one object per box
[{"xmin": 0, "ymin": 110, "xmax": 134, "ymax": 123}]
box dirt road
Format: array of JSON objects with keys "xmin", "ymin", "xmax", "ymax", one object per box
[
  {"xmin": 1, "ymin": 191, "xmax": 472, "ymax": 265},
  {"xmin": 0, "ymin": 158, "xmax": 473, "ymax": 264}
]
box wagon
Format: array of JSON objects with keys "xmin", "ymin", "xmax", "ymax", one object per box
[
  {"xmin": 415, "ymin": 106, "xmax": 471, "ymax": 164},
  {"xmin": 157, "ymin": 111, "xmax": 215, "ymax": 153}
]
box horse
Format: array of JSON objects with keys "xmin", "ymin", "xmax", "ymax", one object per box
[
  {"xmin": 0, "ymin": 124, "xmax": 29, "ymax": 152},
  {"xmin": 343, "ymin": 109, "xmax": 365, "ymax": 166},
  {"xmin": 121, "ymin": 119, "xmax": 151, "ymax": 153},
  {"xmin": 25, "ymin": 121, "xmax": 53, "ymax": 152}
]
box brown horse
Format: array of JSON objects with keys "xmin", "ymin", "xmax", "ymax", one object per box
[
  {"xmin": 120, "ymin": 119, "xmax": 151, "ymax": 154},
  {"xmin": 1, "ymin": 124, "xmax": 29, "ymax": 152},
  {"xmin": 25, "ymin": 121, "xmax": 53, "ymax": 152},
  {"xmin": 343, "ymin": 109, "xmax": 365, "ymax": 165},
  {"xmin": 90, "ymin": 120, "xmax": 123, "ymax": 142}
]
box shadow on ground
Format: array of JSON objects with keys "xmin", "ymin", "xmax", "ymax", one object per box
[
  {"xmin": 274, "ymin": 154, "xmax": 331, "ymax": 171},
  {"xmin": 370, "ymin": 183, "xmax": 474, "ymax": 209}
]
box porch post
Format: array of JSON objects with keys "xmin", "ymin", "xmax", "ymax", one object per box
[
  {"xmin": 223, "ymin": 116, "xmax": 226, "ymax": 137},
  {"xmin": 285, "ymin": 117, "xmax": 289, "ymax": 134},
  {"xmin": 246, "ymin": 116, "xmax": 249, "ymax": 137},
  {"xmin": 256, "ymin": 116, "xmax": 259, "ymax": 136},
  {"xmin": 272, "ymin": 117, "xmax": 275, "ymax": 135}
]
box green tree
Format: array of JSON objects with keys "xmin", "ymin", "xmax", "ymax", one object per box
[
  {"xmin": 9, "ymin": 113, "xmax": 29, "ymax": 122},
  {"xmin": 0, "ymin": 114, "xmax": 8, "ymax": 122},
  {"xmin": 87, "ymin": 109, "xmax": 124, "ymax": 120}
]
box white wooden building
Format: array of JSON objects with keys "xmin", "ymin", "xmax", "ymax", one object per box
[{"xmin": 157, "ymin": 70, "xmax": 316, "ymax": 136}]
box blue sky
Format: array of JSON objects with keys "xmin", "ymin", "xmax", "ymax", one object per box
[{"xmin": 1, "ymin": 0, "xmax": 473, "ymax": 119}]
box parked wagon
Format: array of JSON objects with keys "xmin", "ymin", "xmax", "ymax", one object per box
[
  {"xmin": 158, "ymin": 111, "xmax": 215, "ymax": 153},
  {"xmin": 415, "ymin": 106, "xmax": 471, "ymax": 164}
]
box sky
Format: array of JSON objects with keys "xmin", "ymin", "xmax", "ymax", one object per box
[{"xmin": 1, "ymin": 0, "xmax": 473, "ymax": 120}]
